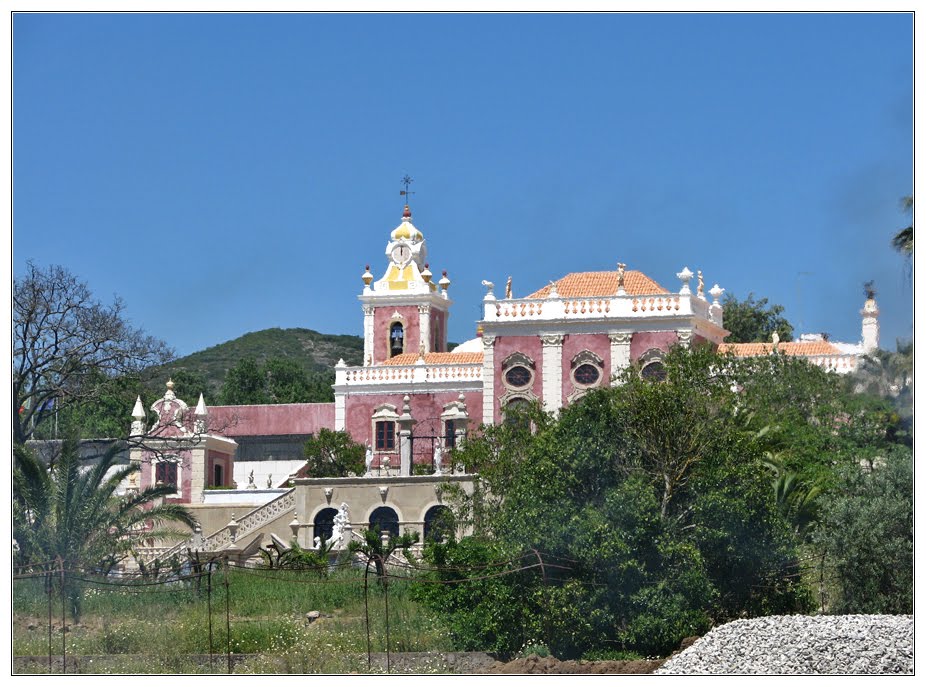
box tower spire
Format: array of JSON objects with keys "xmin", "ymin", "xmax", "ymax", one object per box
[{"xmin": 400, "ymin": 174, "xmax": 414, "ymax": 215}]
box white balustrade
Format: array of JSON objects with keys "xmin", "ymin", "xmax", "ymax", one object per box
[{"xmin": 482, "ymin": 293, "xmax": 709, "ymax": 323}]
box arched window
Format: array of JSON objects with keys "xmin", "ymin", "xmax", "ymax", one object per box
[
  {"xmin": 503, "ymin": 398, "xmax": 532, "ymax": 427},
  {"xmin": 369, "ymin": 506, "xmax": 400, "ymax": 539},
  {"xmin": 390, "ymin": 322, "xmax": 405, "ymax": 357},
  {"xmin": 424, "ymin": 505, "xmax": 455, "ymax": 543},
  {"xmin": 640, "ymin": 361, "xmax": 667, "ymax": 381},
  {"xmin": 313, "ymin": 507, "xmax": 339, "ymax": 544}
]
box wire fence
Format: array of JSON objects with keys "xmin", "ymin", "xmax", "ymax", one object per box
[
  {"xmin": 12, "ymin": 548, "xmax": 565, "ymax": 675},
  {"xmin": 13, "ymin": 546, "xmax": 833, "ymax": 675}
]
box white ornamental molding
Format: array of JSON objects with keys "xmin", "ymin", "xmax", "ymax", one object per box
[
  {"xmin": 540, "ymin": 334, "xmax": 564, "ymax": 346},
  {"xmin": 501, "ymin": 351, "xmax": 536, "ymax": 370},
  {"xmin": 609, "ymin": 332, "xmax": 633, "ymax": 345}
]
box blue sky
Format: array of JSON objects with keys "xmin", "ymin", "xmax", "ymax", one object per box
[{"xmin": 13, "ymin": 12, "xmax": 913, "ymax": 357}]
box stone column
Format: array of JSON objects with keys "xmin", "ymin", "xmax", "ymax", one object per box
[
  {"xmin": 397, "ymin": 395, "xmax": 416, "ymax": 477},
  {"xmin": 609, "ymin": 332, "xmax": 632, "ymax": 382},
  {"xmin": 418, "ymin": 305, "xmax": 431, "ymax": 354},
  {"xmin": 362, "ymin": 306, "xmax": 374, "ymax": 365},
  {"xmin": 541, "ymin": 334, "xmax": 564, "ymax": 412},
  {"xmin": 482, "ymin": 334, "xmax": 496, "ymax": 425},
  {"xmin": 334, "ymin": 359, "xmax": 347, "ymax": 431},
  {"xmin": 189, "ymin": 445, "xmax": 206, "ymax": 504},
  {"xmin": 677, "ymin": 329, "xmax": 693, "ymax": 349}
]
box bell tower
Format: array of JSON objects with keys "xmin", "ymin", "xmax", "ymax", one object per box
[{"xmin": 359, "ymin": 203, "xmax": 452, "ymax": 365}]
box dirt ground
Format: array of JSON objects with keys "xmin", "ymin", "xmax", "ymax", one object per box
[
  {"xmin": 479, "ymin": 654, "xmax": 666, "ymax": 674},
  {"xmin": 477, "ymin": 636, "xmax": 700, "ymax": 674}
]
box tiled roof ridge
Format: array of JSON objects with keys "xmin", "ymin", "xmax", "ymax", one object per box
[
  {"xmin": 718, "ymin": 340, "xmax": 843, "ymax": 356},
  {"xmin": 381, "ymin": 351, "xmax": 484, "ymax": 366},
  {"xmin": 525, "ymin": 269, "xmax": 669, "ymax": 299}
]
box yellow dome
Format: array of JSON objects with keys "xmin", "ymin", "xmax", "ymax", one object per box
[{"xmin": 390, "ymin": 205, "xmax": 423, "ymax": 241}]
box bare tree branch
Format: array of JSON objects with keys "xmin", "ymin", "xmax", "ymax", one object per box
[{"xmin": 13, "ymin": 262, "xmax": 174, "ymax": 444}]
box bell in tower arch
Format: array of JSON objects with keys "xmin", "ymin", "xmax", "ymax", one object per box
[{"xmin": 390, "ymin": 322, "xmax": 405, "ymax": 357}]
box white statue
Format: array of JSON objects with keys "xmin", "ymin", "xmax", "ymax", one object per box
[
  {"xmin": 325, "ymin": 502, "xmax": 350, "ymax": 549},
  {"xmin": 313, "ymin": 536, "xmax": 322, "ymax": 551},
  {"xmin": 364, "ymin": 445, "xmax": 374, "ymax": 476},
  {"xmin": 433, "ymin": 444, "xmax": 443, "ymax": 476},
  {"xmin": 266, "ymin": 474, "xmax": 273, "ymax": 488},
  {"xmin": 246, "ymin": 470, "xmax": 257, "ymax": 489}
]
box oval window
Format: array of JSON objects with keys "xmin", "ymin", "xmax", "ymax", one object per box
[
  {"xmin": 574, "ymin": 363, "xmax": 600, "ymax": 386},
  {"xmin": 505, "ymin": 365, "xmax": 532, "ymax": 389}
]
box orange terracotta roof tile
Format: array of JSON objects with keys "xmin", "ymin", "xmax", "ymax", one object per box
[
  {"xmin": 718, "ymin": 341, "xmax": 841, "ymax": 357},
  {"xmin": 526, "ymin": 270, "xmax": 669, "ymax": 299},
  {"xmin": 381, "ymin": 352, "xmax": 484, "ymax": 366}
]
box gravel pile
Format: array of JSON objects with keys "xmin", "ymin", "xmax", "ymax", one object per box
[{"xmin": 656, "ymin": 614, "xmax": 913, "ymax": 675}]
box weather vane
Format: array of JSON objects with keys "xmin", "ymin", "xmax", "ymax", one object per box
[{"xmin": 400, "ymin": 175, "xmax": 415, "ymax": 201}]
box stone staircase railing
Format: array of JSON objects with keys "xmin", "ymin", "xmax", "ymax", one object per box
[{"xmin": 137, "ymin": 488, "xmax": 296, "ymax": 564}]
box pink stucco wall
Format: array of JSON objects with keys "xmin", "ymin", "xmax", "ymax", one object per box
[
  {"xmin": 343, "ymin": 390, "xmax": 482, "ymax": 466},
  {"xmin": 141, "ymin": 448, "xmax": 192, "ymax": 504},
  {"xmin": 374, "ymin": 305, "xmax": 420, "ymax": 363},
  {"xmin": 207, "ymin": 450, "xmax": 231, "ymax": 487},
  {"xmin": 431, "ymin": 308, "xmax": 448, "ymax": 352},
  {"xmin": 560, "ymin": 333, "xmax": 611, "ymax": 403},
  {"xmin": 492, "ymin": 335, "xmax": 543, "ymax": 424},
  {"xmin": 630, "ymin": 331, "xmax": 679, "ymax": 360},
  {"xmin": 693, "ymin": 334, "xmax": 716, "ymax": 349},
  {"xmin": 208, "ymin": 403, "xmax": 335, "ymax": 437}
]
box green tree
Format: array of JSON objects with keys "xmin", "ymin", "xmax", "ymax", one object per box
[
  {"xmin": 422, "ymin": 346, "xmax": 811, "ymax": 659},
  {"xmin": 263, "ymin": 358, "xmax": 315, "ymax": 403},
  {"xmin": 302, "ymin": 428, "xmax": 366, "ymax": 477},
  {"xmin": 220, "ymin": 357, "xmax": 268, "ymax": 404},
  {"xmin": 13, "ymin": 439, "xmax": 198, "ymax": 618},
  {"xmin": 220, "ymin": 356, "xmax": 321, "ymax": 405},
  {"xmin": 813, "ymin": 446, "xmax": 912, "ymax": 614},
  {"xmin": 720, "ymin": 292, "xmax": 794, "ymax": 343}
]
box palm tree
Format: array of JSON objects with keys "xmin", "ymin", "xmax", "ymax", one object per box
[
  {"xmin": 891, "ymin": 195, "xmax": 913, "ymax": 255},
  {"xmin": 761, "ymin": 452, "xmax": 823, "ymax": 541},
  {"xmin": 13, "ymin": 438, "xmax": 198, "ymax": 618}
]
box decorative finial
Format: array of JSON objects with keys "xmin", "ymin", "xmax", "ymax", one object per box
[
  {"xmin": 132, "ymin": 395, "xmax": 145, "ymax": 419},
  {"xmin": 505, "ymin": 276, "xmax": 512, "ymax": 299},
  {"xmin": 677, "ymin": 267, "xmax": 694, "ymax": 295},
  {"xmin": 400, "ymin": 175, "xmax": 414, "ymax": 213},
  {"xmin": 362, "ymin": 264, "xmax": 373, "ymax": 287},
  {"xmin": 422, "ymin": 263, "xmax": 432, "ymax": 284},
  {"xmin": 864, "ymin": 280, "xmax": 876, "ymax": 301},
  {"xmin": 166, "ymin": 378, "xmax": 175, "ymax": 390}
]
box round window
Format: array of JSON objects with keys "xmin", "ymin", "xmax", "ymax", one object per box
[
  {"xmin": 574, "ymin": 363, "xmax": 600, "ymax": 386},
  {"xmin": 504, "ymin": 365, "xmax": 532, "ymax": 389}
]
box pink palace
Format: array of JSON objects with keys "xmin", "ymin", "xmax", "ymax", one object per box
[{"xmin": 130, "ymin": 203, "xmax": 880, "ymax": 507}]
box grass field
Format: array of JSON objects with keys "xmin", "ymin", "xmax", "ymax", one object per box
[{"xmin": 13, "ymin": 564, "xmax": 455, "ymax": 674}]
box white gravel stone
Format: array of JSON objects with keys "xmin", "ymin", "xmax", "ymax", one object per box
[{"xmin": 655, "ymin": 614, "xmax": 913, "ymax": 675}]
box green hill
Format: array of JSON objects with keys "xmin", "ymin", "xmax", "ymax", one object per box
[{"xmin": 142, "ymin": 328, "xmax": 364, "ymax": 401}]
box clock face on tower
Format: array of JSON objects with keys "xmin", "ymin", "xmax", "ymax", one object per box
[{"xmin": 391, "ymin": 243, "xmax": 411, "ymax": 265}]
